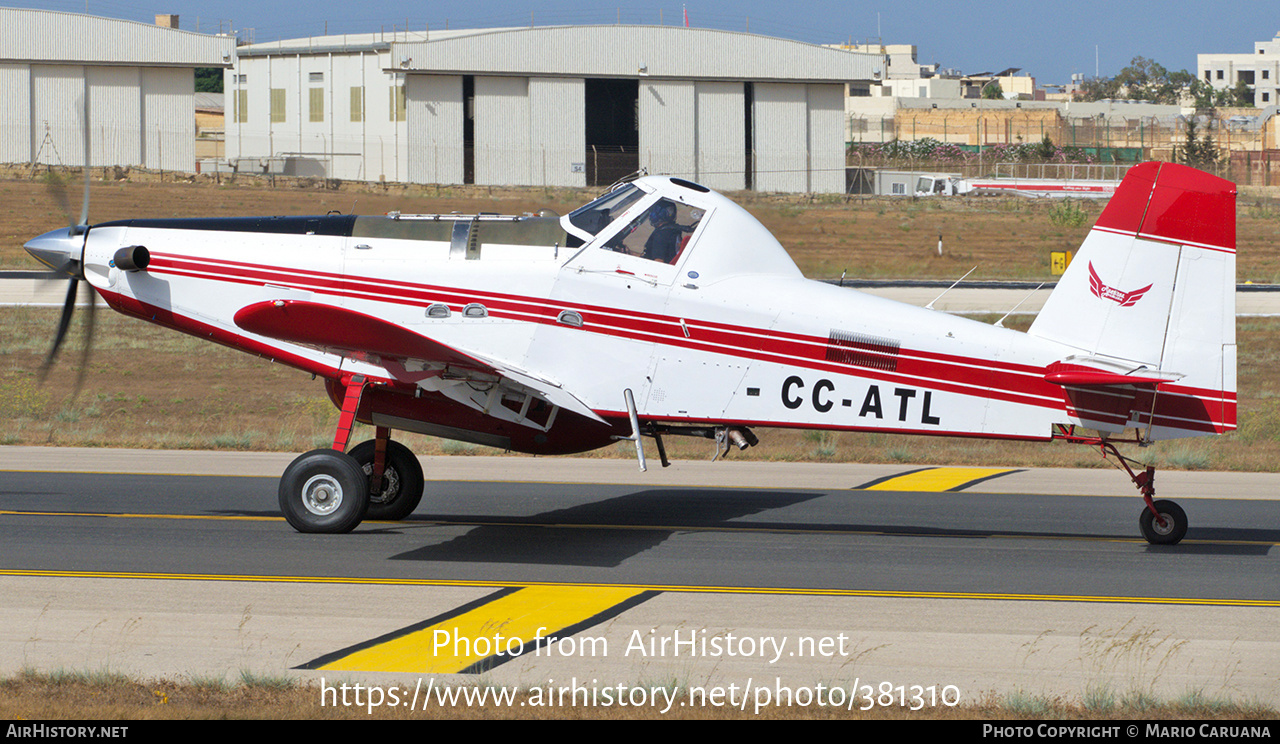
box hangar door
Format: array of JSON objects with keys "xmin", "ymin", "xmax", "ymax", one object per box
[
  {"xmin": 584, "ymin": 78, "xmax": 638, "ymax": 186},
  {"xmin": 751, "ymin": 82, "xmax": 844, "ymax": 194},
  {"xmin": 638, "ymin": 80, "xmax": 744, "ymax": 192}
]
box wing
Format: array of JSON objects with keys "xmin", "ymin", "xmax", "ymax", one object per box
[{"xmin": 233, "ymin": 300, "xmax": 605, "ymax": 428}]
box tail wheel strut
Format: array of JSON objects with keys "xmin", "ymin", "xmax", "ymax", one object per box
[{"xmin": 1091, "ymin": 439, "xmax": 1188, "ymax": 546}]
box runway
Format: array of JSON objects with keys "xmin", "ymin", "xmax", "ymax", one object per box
[{"xmin": 1, "ymin": 449, "xmax": 1278, "ymax": 709}]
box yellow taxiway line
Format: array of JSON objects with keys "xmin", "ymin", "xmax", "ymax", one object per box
[
  {"xmin": 305, "ymin": 584, "xmax": 652, "ymax": 674},
  {"xmin": 858, "ymin": 467, "xmax": 1019, "ymax": 492}
]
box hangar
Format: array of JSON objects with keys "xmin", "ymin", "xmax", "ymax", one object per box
[
  {"xmin": 0, "ymin": 8, "xmax": 234, "ymax": 172},
  {"xmin": 226, "ymin": 26, "xmax": 876, "ymax": 192}
]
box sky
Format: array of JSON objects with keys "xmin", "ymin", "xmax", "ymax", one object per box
[{"xmin": 6, "ymin": 0, "xmax": 1273, "ymax": 85}]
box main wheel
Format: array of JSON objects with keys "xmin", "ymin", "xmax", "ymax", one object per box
[
  {"xmin": 348, "ymin": 439, "xmax": 425, "ymax": 521},
  {"xmin": 278, "ymin": 449, "xmax": 369, "ymax": 533},
  {"xmin": 1138, "ymin": 499, "xmax": 1187, "ymax": 545}
]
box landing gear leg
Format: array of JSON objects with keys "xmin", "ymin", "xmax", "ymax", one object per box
[
  {"xmin": 1093, "ymin": 440, "xmax": 1188, "ymax": 546},
  {"xmin": 278, "ymin": 374, "xmax": 371, "ymax": 533},
  {"xmin": 349, "ymin": 426, "xmax": 425, "ymax": 521}
]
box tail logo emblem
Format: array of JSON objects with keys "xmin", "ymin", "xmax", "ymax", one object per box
[{"xmin": 1088, "ymin": 262, "xmax": 1152, "ymax": 307}]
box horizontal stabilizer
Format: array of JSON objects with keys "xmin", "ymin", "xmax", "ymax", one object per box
[{"xmin": 1043, "ymin": 358, "xmax": 1183, "ymax": 389}]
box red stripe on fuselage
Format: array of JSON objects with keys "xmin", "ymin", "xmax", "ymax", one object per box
[{"xmin": 142, "ymin": 252, "xmax": 1235, "ymax": 431}]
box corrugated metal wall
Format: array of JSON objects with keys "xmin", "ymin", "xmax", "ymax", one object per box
[
  {"xmin": 806, "ymin": 84, "xmax": 845, "ymax": 194},
  {"xmin": 529, "ymin": 77, "xmax": 585, "ymax": 188},
  {"xmin": 88, "ymin": 66, "xmax": 141, "ymax": 167},
  {"xmin": 696, "ymin": 82, "xmax": 744, "ymax": 192},
  {"xmin": 639, "ymin": 80, "xmax": 696, "ymax": 180},
  {"xmin": 752, "ymin": 82, "xmax": 808, "ymax": 193},
  {"xmin": 474, "ymin": 76, "xmax": 530, "ymax": 185},
  {"xmin": 0, "ymin": 64, "xmax": 32, "ymax": 163},
  {"xmin": 7, "ymin": 63, "xmax": 198, "ymax": 171},
  {"xmin": 750, "ymin": 82, "xmax": 844, "ymax": 193},
  {"xmin": 31, "ymin": 65, "xmax": 86, "ymax": 166},
  {"xmin": 0, "ymin": 8, "xmax": 234, "ymax": 67},
  {"xmin": 396, "ymin": 26, "xmax": 876, "ymax": 83},
  {"xmin": 141, "ymin": 67, "xmax": 194, "ymax": 172},
  {"xmin": 407, "ymin": 74, "xmax": 463, "ymax": 184},
  {"xmin": 1, "ymin": 9, "xmax": 230, "ymax": 172}
]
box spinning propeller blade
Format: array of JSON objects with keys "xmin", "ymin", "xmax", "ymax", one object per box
[{"xmin": 33, "ymin": 95, "xmax": 95, "ymax": 385}]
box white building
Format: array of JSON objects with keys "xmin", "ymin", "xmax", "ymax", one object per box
[
  {"xmin": 0, "ymin": 8, "xmax": 234, "ymax": 171},
  {"xmin": 1198, "ymin": 31, "xmax": 1280, "ymax": 106},
  {"xmin": 223, "ymin": 29, "xmax": 492, "ymax": 183},
  {"xmin": 225, "ymin": 25, "xmax": 878, "ymax": 193}
]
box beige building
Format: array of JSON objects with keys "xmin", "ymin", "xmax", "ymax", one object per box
[{"xmin": 1198, "ymin": 31, "xmax": 1280, "ymax": 107}]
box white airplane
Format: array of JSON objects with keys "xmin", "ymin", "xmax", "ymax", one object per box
[{"xmin": 25, "ymin": 162, "xmax": 1236, "ymax": 544}]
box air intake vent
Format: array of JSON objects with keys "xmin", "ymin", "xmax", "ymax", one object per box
[{"xmin": 825, "ymin": 330, "xmax": 900, "ymax": 371}]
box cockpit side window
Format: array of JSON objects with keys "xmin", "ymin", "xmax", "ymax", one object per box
[
  {"xmin": 599, "ymin": 198, "xmax": 704, "ymax": 265},
  {"xmin": 566, "ymin": 184, "xmax": 645, "ymax": 237}
]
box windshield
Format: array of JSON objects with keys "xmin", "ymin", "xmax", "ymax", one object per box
[
  {"xmin": 600, "ymin": 198, "xmax": 705, "ymax": 265},
  {"xmin": 566, "ymin": 184, "xmax": 645, "ymax": 237}
]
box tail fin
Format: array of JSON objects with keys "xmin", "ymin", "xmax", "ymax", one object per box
[{"xmin": 1029, "ymin": 162, "xmax": 1236, "ymax": 439}]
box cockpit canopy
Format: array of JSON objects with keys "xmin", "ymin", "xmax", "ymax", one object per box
[
  {"xmin": 561, "ymin": 176, "xmax": 802, "ymax": 281},
  {"xmin": 566, "ymin": 184, "xmax": 646, "ymax": 238}
]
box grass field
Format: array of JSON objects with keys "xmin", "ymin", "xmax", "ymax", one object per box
[{"xmin": 1, "ymin": 668, "xmax": 1273, "ymax": 720}]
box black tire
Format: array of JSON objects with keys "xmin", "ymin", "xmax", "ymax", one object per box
[
  {"xmin": 278, "ymin": 449, "xmax": 369, "ymax": 533},
  {"xmin": 1139, "ymin": 499, "xmax": 1188, "ymax": 545},
  {"xmin": 348, "ymin": 439, "xmax": 425, "ymax": 521}
]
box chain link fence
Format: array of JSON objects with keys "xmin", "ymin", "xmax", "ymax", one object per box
[{"xmin": 846, "ymin": 112, "xmax": 1278, "ymax": 187}]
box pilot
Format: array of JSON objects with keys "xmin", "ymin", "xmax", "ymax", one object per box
[{"xmin": 641, "ymin": 201, "xmax": 691, "ymax": 264}]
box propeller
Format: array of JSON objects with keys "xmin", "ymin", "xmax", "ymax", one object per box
[{"xmin": 29, "ymin": 95, "xmax": 96, "ymax": 388}]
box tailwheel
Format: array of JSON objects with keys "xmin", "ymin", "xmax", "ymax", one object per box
[
  {"xmin": 349, "ymin": 438, "xmax": 425, "ymax": 521},
  {"xmin": 278, "ymin": 449, "xmax": 369, "ymax": 533},
  {"xmin": 1139, "ymin": 499, "xmax": 1188, "ymax": 546}
]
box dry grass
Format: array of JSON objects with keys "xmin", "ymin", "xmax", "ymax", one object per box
[
  {"xmin": 0, "ymin": 669, "xmax": 1272, "ymax": 720},
  {"xmin": 6, "ymin": 169, "xmax": 1280, "ymax": 282}
]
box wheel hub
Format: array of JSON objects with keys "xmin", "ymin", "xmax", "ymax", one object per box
[
  {"xmin": 363, "ymin": 464, "xmax": 401, "ymax": 504},
  {"xmin": 301, "ymin": 473, "xmax": 343, "ymax": 515},
  {"xmin": 1151, "ymin": 512, "xmax": 1174, "ymax": 536}
]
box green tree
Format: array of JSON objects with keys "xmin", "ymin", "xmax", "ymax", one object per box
[
  {"xmin": 194, "ymin": 68, "xmax": 223, "ymax": 94},
  {"xmin": 982, "ymin": 81, "xmax": 1004, "ymax": 100},
  {"xmin": 1035, "ymin": 135, "xmax": 1056, "ymax": 160},
  {"xmin": 1226, "ymin": 79, "xmax": 1254, "ymax": 107},
  {"xmin": 1074, "ymin": 56, "xmax": 1197, "ymax": 105},
  {"xmin": 1179, "ymin": 118, "xmax": 1219, "ymax": 167},
  {"xmin": 1189, "ymin": 78, "xmax": 1219, "ymax": 109}
]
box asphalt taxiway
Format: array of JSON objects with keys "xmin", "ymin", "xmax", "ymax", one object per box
[{"xmin": 1, "ymin": 448, "xmax": 1277, "ymax": 707}]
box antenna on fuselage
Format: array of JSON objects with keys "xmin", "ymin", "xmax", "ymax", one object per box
[
  {"xmin": 924, "ymin": 266, "xmax": 976, "ymax": 311},
  {"xmin": 994, "ymin": 283, "xmax": 1046, "ymax": 328}
]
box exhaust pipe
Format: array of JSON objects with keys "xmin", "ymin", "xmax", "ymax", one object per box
[{"xmin": 112, "ymin": 245, "xmax": 150, "ymax": 272}]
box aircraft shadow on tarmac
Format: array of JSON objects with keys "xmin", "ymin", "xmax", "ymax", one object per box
[
  {"xmin": 378, "ymin": 488, "xmax": 1277, "ymax": 566},
  {"xmin": 386, "ymin": 489, "xmax": 822, "ymax": 567}
]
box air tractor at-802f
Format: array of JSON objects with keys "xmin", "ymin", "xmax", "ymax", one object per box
[{"xmin": 25, "ymin": 163, "xmax": 1236, "ymax": 544}]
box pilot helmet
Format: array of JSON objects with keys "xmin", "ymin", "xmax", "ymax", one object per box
[{"xmin": 648, "ymin": 201, "xmax": 677, "ymax": 226}]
